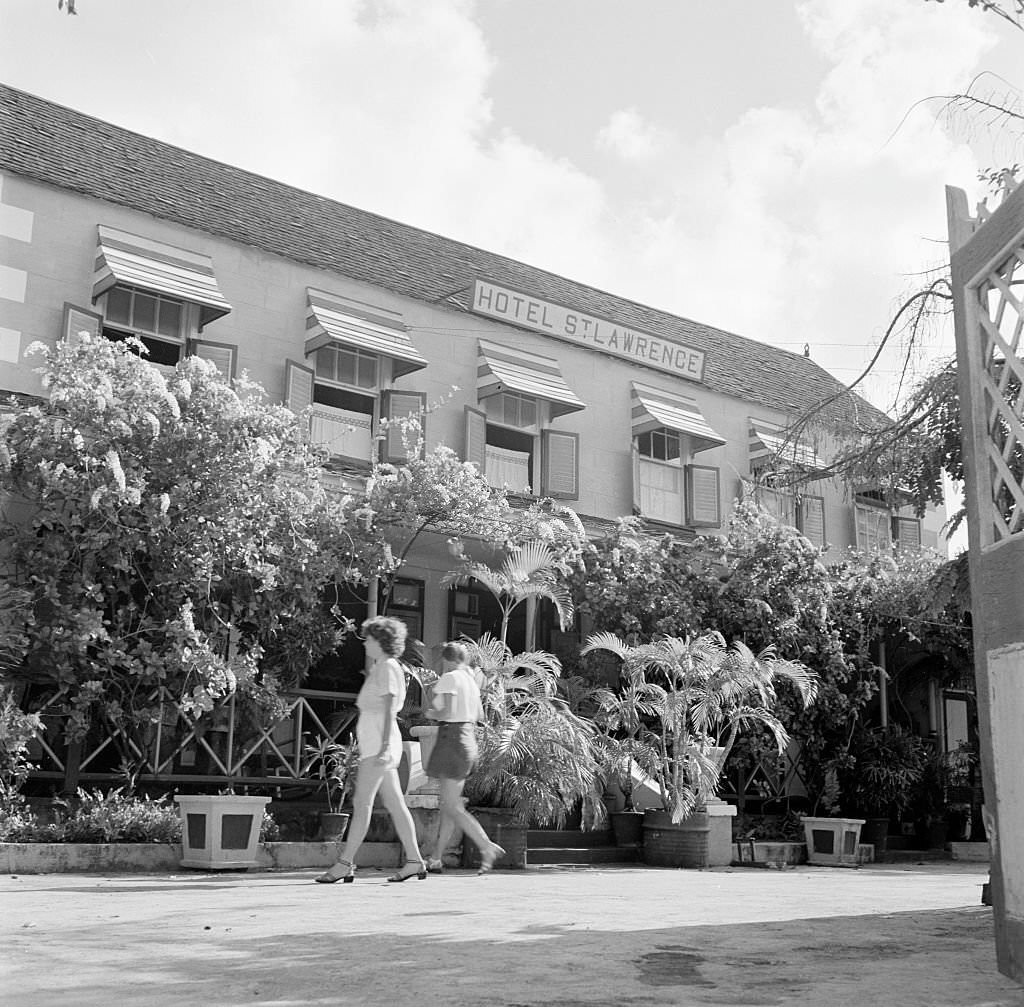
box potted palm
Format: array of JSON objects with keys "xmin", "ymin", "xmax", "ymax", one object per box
[
  {"xmin": 303, "ymin": 737, "xmax": 359, "ymax": 841},
  {"xmin": 581, "ymin": 630, "xmax": 818, "ymax": 868},
  {"xmin": 845, "ymin": 725, "xmax": 927, "ymax": 857},
  {"xmin": 444, "ymin": 530, "xmax": 600, "ymax": 867},
  {"xmin": 590, "ymin": 670, "xmax": 662, "ymax": 847},
  {"xmin": 461, "ymin": 633, "xmax": 606, "ymax": 867},
  {"xmin": 912, "ymin": 746, "xmax": 952, "ymax": 850}
]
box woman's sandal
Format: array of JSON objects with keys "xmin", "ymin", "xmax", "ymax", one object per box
[
  {"xmin": 388, "ymin": 859, "xmax": 428, "ymax": 883},
  {"xmin": 314, "ymin": 859, "xmax": 355, "ymax": 884},
  {"xmin": 425, "ymin": 858, "xmax": 445, "ymax": 875},
  {"xmin": 478, "ymin": 843, "xmax": 506, "ymax": 875}
]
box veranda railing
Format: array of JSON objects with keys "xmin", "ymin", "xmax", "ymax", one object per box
[{"xmin": 23, "ymin": 685, "xmax": 358, "ymax": 794}]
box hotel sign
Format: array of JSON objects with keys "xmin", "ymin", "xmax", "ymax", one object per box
[{"xmin": 470, "ymin": 279, "xmax": 705, "ymax": 383}]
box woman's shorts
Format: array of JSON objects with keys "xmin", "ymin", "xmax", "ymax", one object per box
[{"xmin": 426, "ymin": 722, "xmax": 479, "ymax": 780}]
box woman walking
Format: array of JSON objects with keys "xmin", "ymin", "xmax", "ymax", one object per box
[
  {"xmin": 315, "ymin": 616, "xmax": 427, "ymax": 884},
  {"xmin": 425, "ymin": 641, "xmax": 505, "ymax": 874}
]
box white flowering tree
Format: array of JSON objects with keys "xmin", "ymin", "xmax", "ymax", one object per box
[{"xmin": 0, "ymin": 336, "xmax": 364, "ymax": 785}]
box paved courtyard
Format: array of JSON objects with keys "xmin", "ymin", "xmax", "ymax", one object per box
[{"xmin": 1, "ymin": 861, "xmax": 1021, "ymax": 1007}]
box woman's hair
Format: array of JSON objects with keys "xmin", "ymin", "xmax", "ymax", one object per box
[
  {"xmin": 360, "ymin": 616, "xmax": 408, "ymax": 659},
  {"xmin": 441, "ymin": 641, "xmax": 469, "ymax": 665}
]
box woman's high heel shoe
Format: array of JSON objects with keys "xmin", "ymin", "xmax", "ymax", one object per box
[
  {"xmin": 387, "ymin": 859, "xmax": 427, "ymax": 882},
  {"xmin": 479, "ymin": 843, "xmax": 506, "ymax": 875},
  {"xmin": 315, "ymin": 859, "xmax": 355, "ymax": 884}
]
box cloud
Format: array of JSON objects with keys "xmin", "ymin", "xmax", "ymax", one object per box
[
  {"xmin": 596, "ymin": 108, "xmax": 671, "ymax": 162},
  {"xmin": 0, "ymin": 0, "xmax": 1007, "ymax": 410}
]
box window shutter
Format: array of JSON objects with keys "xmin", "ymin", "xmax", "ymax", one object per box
[
  {"xmin": 541, "ymin": 429, "xmax": 579, "ymax": 500},
  {"xmin": 284, "ymin": 359, "xmax": 314, "ymax": 415},
  {"xmin": 381, "ymin": 390, "xmax": 426, "ymax": 463},
  {"xmin": 464, "ymin": 405, "xmax": 487, "ymax": 471},
  {"xmin": 62, "ymin": 302, "xmax": 102, "ymax": 345},
  {"xmin": 188, "ymin": 339, "xmax": 237, "ymax": 381},
  {"xmin": 686, "ymin": 464, "xmax": 720, "ymax": 527},
  {"xmin": 631, "ymin": 443, "xmax": 642, "ymax": 516},
  {"xmin": 800, "ymin": 495, "xmax": 826, "ymax": 549},
  {"xmin": 893, "ymin": 516, "xmax": 922, "ymax": 552}
]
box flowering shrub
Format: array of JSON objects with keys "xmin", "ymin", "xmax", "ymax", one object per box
[
  {"xmin": 53, "ymin": 788, "xmax": 182, "ymax": 843},
  {"xmin": 0, "ymin": 337, "xmax": 366, "ymax": 781}
]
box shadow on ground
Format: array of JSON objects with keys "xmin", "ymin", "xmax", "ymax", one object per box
[{"xmin": 7, "ymin": 900, "xmax": 1022, "ymax": 1007}]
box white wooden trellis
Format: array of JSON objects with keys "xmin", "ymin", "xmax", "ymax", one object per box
[{"xmin": 947, "ymin": 173, "xmax": 1024, "ymax": 983}]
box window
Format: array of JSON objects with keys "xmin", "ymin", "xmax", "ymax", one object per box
[
  {"xmin": 102, "ymin": 284, "xmax": 187, "ymax": 367},
  {"xmin": 480, "ymin": 393, "xmax": 540, "ymax": 492},
  {"xmin": 637, "ymin": 428, "xmax": 681, "ymax": 463},
  {"xmin": 313, "ymin": 344, "xmax": 378, "ymax": 391},
  {"xmin": 750, "ymin": 484, "xmax": 825, "ymax": 549},
  {"xmin": 630, "ymin": 384, "xmax": 723, "ymax": 528},
  {"xmin": 484, "ymin": 391, "xmax": 537, "ymax": 430},
  {"xmin": 296, "ymin": 346, "xmax": 380, "ymax": 461},
  {"xmin": 634, "ymin": 427, "xmax": 719, "ymax": 527},
  {"xmin": 464, "ymin": 402, "xmax": 579, "ymax": 499},
  {"xmin": 855, "ymin": 502, "xmax": 893, "ymax": 553},
  {"xmin": 386, "ymin": 578, "xmax": 424, "ymax": 650},
  {"xmin": 636, "ymin": 427, "xmax": 683, "ymax": 523},
  {"xmin": 285, "ymin": 354, "xmax": 425, "ymax": 465},
  {"xmin": 468, "ymin": 340, "xmax": 583, "ymax": 499}
]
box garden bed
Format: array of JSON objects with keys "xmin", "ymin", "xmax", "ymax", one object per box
[{"xmin": 1, "ymin": 840, "xmax": 405, "ymax": 874}]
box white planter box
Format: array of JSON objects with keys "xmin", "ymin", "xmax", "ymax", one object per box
[
  {"xmin": 800, "ymin": 816, "xmax": 865, "ymax": 867},
  {"xmin": 175, "ymin": 795, "xmax": 270, "ymax": 870}
]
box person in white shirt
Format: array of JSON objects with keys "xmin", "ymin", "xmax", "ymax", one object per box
[
  {"xmin": 315, "ymin": 616, "xmax": 428, "ymax": 884},
  {"xmin": 425, "ymin": 641, "xmax": 504, "ymax": 873}
]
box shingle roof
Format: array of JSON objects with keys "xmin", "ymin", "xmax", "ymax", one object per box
[{"xmin": 0, "ymin": 82, "xmax": 887, "ymax": 429}]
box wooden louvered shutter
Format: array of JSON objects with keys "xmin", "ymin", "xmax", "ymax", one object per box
[
  {"xmin": 284, "ymin": 359, "xmax": 314, "ymax": 414},
  {"xmin": 188, "ymin": 339, "xmax": 237, "ymax": 381},
  {"xmin": 62, "ymin": 302, "xmax": 102, "ymax": 345},
  {"xmin": 800, "ymin": 495, "xmax": 826, "ymax": 549},
  {"xmin": 464, "ymin": 405, "xmax": 487, "ymax": 472},
  {"xmin": 541, "ymin": 429, "xmax": 579, "ymax": 500},
  {"xmin": 381, "ymin": 390, "xmax": 426, "ymax": 463},
  {"xmin": 893, "ymin": 516, "xmax": 922, "ymax": 552},
  {"xmin": 631, "ymin": 443, "xmax": 642, "ymax": 516},
  {"xmin": 686, "ymin": 464, "xmax": 720, "ymax": 527}
]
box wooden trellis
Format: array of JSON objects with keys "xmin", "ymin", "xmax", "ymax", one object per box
[{"xmin": 24, "ymin": 685, "xmax": 358, "ymax": 792}]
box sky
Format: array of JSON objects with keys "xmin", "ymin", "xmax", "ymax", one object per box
[{"xmin": 1, "ymin": 0, "xmax": 1022, "ymax": 414}]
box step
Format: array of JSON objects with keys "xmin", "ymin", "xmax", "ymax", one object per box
[
  {"xmin": 527, "ymin": 845, "xmax": 641, "ymax": 866},
  {"xmin": 875, "ymin": 848, "xmax": 952, "ymax": 864},
  {"xmin": 526, "ymin": 829, "xmax": 614, "ymax": 849}
]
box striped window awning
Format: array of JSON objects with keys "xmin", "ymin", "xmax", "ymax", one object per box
[
  {"xmin": 93, "ymin": 226, "xmax": 231, "ymax": 328},
  {"xmin": 304, "ymin": 288, "xmax": 427, "ymax": 378},
  {"xmin": 477, "ymin": 339, "xmax": 585, "ymax": 418},
  {"xmin": 630, "ymin": 382, "xmax": 725, "ymax": 454},
  {"xmin": 749, "ymin": 419, "xmax": 822, "ymax": 469}
]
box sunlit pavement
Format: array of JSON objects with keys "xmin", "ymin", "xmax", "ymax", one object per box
[{"xmin": 2, "ymin": 861, "xmax": 1021, "ymax": 1007}]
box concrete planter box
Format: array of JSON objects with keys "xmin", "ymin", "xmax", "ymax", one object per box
[
  {"xmin": 175, "ymin": 795, "xmax": 270, "ymax": 870},
  {"xmin": 643, "ymin": 802, "xmax": 736, "ymax": 869},
  {"xmin": 800, "ymin": 816, "xmax": 865, "ymax": 867}
]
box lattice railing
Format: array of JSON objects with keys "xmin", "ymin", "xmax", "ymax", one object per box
[
  {"xmin": 719, "ymin": 739, "xmax": 810, "ymax": 809},
  {"xmin": 24, "ymin": 686, "xmax": 358, "ymax": 791},
  {"xmin": 978, "ymin": 241, "xmax": 1024, "ymax": 540}
]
